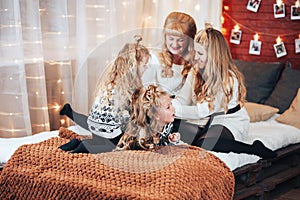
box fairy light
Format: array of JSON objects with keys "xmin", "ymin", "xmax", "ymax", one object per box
[
  {"xmin": 276, "ymin": 0, "xmax": 283, "ymax": 6},
  {"xmin": 296, "ymin": 0, "xmax": 300, "ymax": 7},
  {"xmin": 276, "ymin": 36, "xmax": 282, "ymax": 44},
  {"xmin": 53, "ymin": 104, "xmax": 61, "ymax": 111},
  {"xmin": 254, "ymin": 33, "xmax": 259, "ymax": 41},
  {"xmin": 224, "ymin": 6, "xmax": 229, "ymax": 11},
  {"xmin": 234, "ymin": 24, "xmax": 240, "ymax": 31},
  {"xmin": 221, "ymin": 16, "xmax": 225, "ymax": 24},
  {"xmin": 60, "ymin": 119, "xmax": 65, "ymax": 125},
  {"xmin": 194, "ymin": 4, "xmax": 201, "ymax": 11}
]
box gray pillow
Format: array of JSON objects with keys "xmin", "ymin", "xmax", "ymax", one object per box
[
  {"xmin": 234, "ymin": 59, "xmax": 284, "ymax": 103},
  {"xmin": 264, "ymin": 64, "xmax": 300, "ymax": 113}
]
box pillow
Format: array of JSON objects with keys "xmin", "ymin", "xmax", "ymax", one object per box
[
  {"xmin": 276, "ymin": 88, "xmax": 300, "ymax": 129},
  {"xmin": 264, "ymin": 64, "xmax": 300, "ymax": 113},
  {"xmin": 244, "ymin": 102, "xmax": 279, "ymax": 122},
  {"xmin": 234, "ymin": 59, "xmax": 284, "ymax": 104}
]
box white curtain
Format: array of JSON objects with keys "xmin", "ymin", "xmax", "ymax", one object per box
[{"xmin": 0, "ymin": 0, "xmax": 221, "ymax": 138}]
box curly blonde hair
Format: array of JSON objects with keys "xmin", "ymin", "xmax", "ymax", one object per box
[
  {"xmin": 159, "ymin": 12, "xmax": 197, "ymax": 89},
  {"xmin": 193, "ymin": 23, "xmax": 246, "ymax": 112},
  {"xmin": 115, "ymin": 85, "xmax": 169, "ymax": 151},
  {"xmin": 95, "ymin": 42, "xmax": 150, "ymax": 109}
]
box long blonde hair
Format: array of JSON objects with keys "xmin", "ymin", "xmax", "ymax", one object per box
[
  {"xmin": 194, "ymin": 23, "xmax": 246, "ymax": 112},
  {"xmin": 159, "ymin": 12, "xmax": 197, "ymax": 88},
  {"xmin": 115, "ymin": 85, "xmax": 169, "ymax": 151},
  {"xmin": 95, "ymin": 41, "xmax": 150, "ymax": 108}
]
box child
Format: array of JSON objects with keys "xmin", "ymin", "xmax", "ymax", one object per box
[
  {"xmin": 115, "ymin": 85, "xmax": 181, "ymax": 151},
  {"xmin": 172, "ymin": 23, "xmax": 276, "ymax": 159},
  {"xmin": 59, "ymin": 36, "xmax": 151, "ymax": 153}
]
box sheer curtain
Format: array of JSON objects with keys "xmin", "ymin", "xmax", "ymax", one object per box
[{"xmin": 0, "ymin": 0, "xmax": 221, "ymax": 138}]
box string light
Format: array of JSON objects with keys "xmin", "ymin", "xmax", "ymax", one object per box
[
  {"xmin": 254, "ymin": 33, "xmax": 259, "ymax": 41},
  {"xmin": 276, "ymin": 0, "xmax": 283, "ymax": 6},
  {"xmin": 223, "ymin": 12, "xmax": 300, "ymax": 37},
  {"xmin": 194, "ymin": 4, "xmax": 201, "ymax": 11},
  {"xmin": 234, "ymin": 24, "xmax": 240, "ymax": 31},
  {"xmin": 276, "ymin": 36, "xmax": 282, "ymax": 44},
  {"xmin": 296, "ymin": 0, "xmax": 300, "ymax": 7}
]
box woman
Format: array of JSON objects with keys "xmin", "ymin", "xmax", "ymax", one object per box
[
  {"xmin": 141, "ymin": 11, "xmax": 197, "ymax": 96},
  {"xmin": 173, "ymin": 23, "xmax": 276, "ymax": 159}
]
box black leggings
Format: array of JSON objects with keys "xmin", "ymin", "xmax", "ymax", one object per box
[{"xmin": 172, "ymin": 118, "xmax": 276, "ymax": 159}]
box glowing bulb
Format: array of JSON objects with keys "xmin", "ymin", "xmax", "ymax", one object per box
[
  {"xmin": 224, "ymin": 6, "xmax": 229, "ymax": 11},
  {"xmin": 254, "ymin": 33, "xmax": 259, "ymax": 41},
  {"xmin": 53, "ymin": 104, "xmax": 61, "ymax": 111},
  {"xmin": 221, "ymin": 16, "xmax": 225, "ymax": 24},
  {"xmin": 234, "ymin": 24, "xmax": 240, "ymax": 31},
  {"xmin": 60, "ymin": 119, "xmax": 65, "ymax": 125},
  {"xmin": 276, "ymin": 0, "xmax": 283, "ymax": 6},
  {"xmin": 276, "ymin": 36, "xmax": 282, "ymax": 44},
  {"xmin": 194, "ymin": 4, "xmax": 200, "ymax": 10},
  {"xmin": 296, "ymin": 1, "xmax": 300, "ymax": 7}
]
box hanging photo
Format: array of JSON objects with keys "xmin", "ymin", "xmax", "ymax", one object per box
[
  {"xmin": 249, "ymin": 40, "xmax": 262, "ymax": 55},
  {"xmin": 295, "ymin": 38, "xmax": 300, "ymax": 53},
  {"xmin": 273, "ymin": 42, "xmax": 287, "ymax": 58},
  {"xmin": 247, "ymin": 0, "xmax": 261, "ymax": 12},
  {"xmin": 274, "ymin": 3, "xmax": 285, "ymax": 18},
  {"xmin": 291, "ymin": 6, "xmax": 300, "ymax": 20},
  {"xmin": 230, "ymin": 29, "xmax": 242, "ymax": 44}
]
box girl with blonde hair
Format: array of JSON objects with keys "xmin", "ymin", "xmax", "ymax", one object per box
[
  {"xmin": 116, "ymin": 85, "xmax": 181, "ymax": 151},
  {"xmin": 60, "ymin": 37, "xmax": 151, "ymax": 153},
  {"xmin": 173, "ymin": 24, "xmax": 276, "ymax": 159},
  {"xmin": 142, "ymin": 11, "xmax": 197, "ymax": 96}
]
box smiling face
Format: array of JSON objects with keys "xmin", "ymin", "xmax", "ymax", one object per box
[
  {"xmin": 154, "ymin": 94, "xmax": 175, "ymax": 126},
  {"xmin": 194, "ymin": 43, "xmax": 207, "ymax": 70},
  {"xmin": 165, "ymin": 34, "xmax": 189, "ymax": 56}
]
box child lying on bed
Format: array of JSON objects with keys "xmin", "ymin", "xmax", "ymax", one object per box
[
  {"xmin": 59, "ymin": 36, "xmax": 151, "ymax": 153},
  {"xmin": 115, "ymin": 85, "xmax": 181, "ymax": 151}
]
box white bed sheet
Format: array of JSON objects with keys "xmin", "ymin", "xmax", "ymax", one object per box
[{"xmin": 1, "ymin": 115, "xmax": 300, "ymax": 171}]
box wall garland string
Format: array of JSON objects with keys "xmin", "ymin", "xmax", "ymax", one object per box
[{"xmin": 223, "ymin": 11, "xmax": 300, "ymax": 37}]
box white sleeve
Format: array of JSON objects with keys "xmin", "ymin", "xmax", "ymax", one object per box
[
  {"xmin": 141, "ymin": 52, "xmax": 159, "ymax": 87},
  {"xmin": 172, "ymin": 72, "xmax": 216, "ymax": 119},
  {"xmin": 173, "ymin": 71, "xmax": 194, "ymax": 105}
]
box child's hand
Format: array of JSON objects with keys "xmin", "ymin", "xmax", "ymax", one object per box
[{"xmin": 168, "ymin": 132, "xmax": 181, "ymax": 143}]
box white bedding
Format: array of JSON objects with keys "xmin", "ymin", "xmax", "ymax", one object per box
[{"xmin": 1, "ymin": 115, "xmax": 300, "ymax": 171}]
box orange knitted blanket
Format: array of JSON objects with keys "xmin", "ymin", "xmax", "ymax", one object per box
[{"xmin": 0, "ymin": 137, "xmax": 234, "ymax": 200}]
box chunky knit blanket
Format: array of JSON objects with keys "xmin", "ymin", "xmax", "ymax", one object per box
[{"xmin": 0, "ymin": 137, "xmax": 234, "ymax": 200}]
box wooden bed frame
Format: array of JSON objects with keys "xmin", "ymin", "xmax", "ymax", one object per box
[{"xmin": 233, "ymin": 143, "xmax": 300, "ymax": 200}]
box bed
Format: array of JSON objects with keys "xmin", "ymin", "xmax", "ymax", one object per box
[
  {"xmin": 1, "ymin": 113, "xmax": 300, "ymax": 199},
  {"xmin": 1, "ymin": 60, "xmax": 300, "ymax": 199}
]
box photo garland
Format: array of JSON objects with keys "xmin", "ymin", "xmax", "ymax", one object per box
[
  {"xmin": 296, "ymin": 38, "xmax": 300, "ymax": 53},
  {"xmin": 273, "ymin": 3, "xmax": 285, "ymax": 18},
  {"xmin": 230, "ymin": 29, "xmax": 242, "ymax": 44},
  {"xmin": 231, "ymin": 1, "xmax": 300, "ymax": 57},
  {"xmin": 273, "ymin": 42, "xmax": 287, "ymax": 58},
  {"xmin": 291, "ymin": 5, "xmax": 300, "ymax": 20},
  {"xmin": 249, "ymin": 40, "xmax": 262, "ymax": 55},
  {"xmin": 247, "ymin": 0, "xmax": 261, "ymax": 12}
]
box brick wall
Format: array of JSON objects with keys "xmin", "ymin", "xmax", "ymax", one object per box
[{"xmin": 222, "ymin": 0, "xmax": 300, "ymax": 70}]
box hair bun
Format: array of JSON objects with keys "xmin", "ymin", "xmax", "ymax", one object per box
[{"xmin": 205, "ymin": 23, "xmax": 213, "ymax": 29}]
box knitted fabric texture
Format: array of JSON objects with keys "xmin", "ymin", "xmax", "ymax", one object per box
[
  {"xmin": 58, "ymin": 127, "xmax": 92, "ymax": 140},
  {"xmin": 0, "ymin": 137, "xmax": 234, "ymax": 200}
]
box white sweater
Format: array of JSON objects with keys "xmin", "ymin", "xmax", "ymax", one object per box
[
  {"xmin": 172, "ymin": 71, "xmax": 250, "ymax": 142},
  {"xmin": 141, "ymin": 52, "xmax": 185, "ymax": 96}
]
